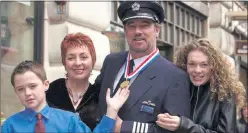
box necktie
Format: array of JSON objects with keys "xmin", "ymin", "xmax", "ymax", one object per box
[
  {"xmin": 35, "ymin": 113, "xmax": 45, "ymax": 133},
  {"xmin": 113, "ymin": 59, "xmax": 134, "ymax": 96}
]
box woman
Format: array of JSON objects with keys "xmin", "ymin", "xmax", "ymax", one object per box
[
  {"xmin": 237, "ymin": 102, "xmax": 248, "ymax": 133},
  {"xmin": 46, "ymin": 33, "xmax": 98, "ymax": 130},
  {"xmin": 156, "ymin": 38, "xmax": 246, "ymax": 133}
]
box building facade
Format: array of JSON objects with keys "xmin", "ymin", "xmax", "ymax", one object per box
[
  {"xmin": 208, "ymin": 1, "xmax": 247, "ymax": 89},
  {"xmin": 1, "ymin": 1, "xmax": 247, "ymax": 117}
]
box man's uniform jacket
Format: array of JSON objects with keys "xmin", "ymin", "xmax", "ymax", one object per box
[{"xmin": 95, "ymin": 51, "xmax": 191, "ymax": 133}]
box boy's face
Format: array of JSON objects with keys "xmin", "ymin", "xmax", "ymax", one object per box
[{"xmin": 13, "ymin": 71, "xmax": 49, "ymax": 112}]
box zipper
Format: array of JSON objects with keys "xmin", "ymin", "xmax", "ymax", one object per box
[
  {"xmin": 76, "ymin": 93, "xmax": 95, "ymax": 112},
  {"xmin": 192, "ymin": 86, "xmax": 200, "ymax": 121},
  {"xmin": 190, "ymin": 86, "xmax": 195, "ymax": 101}
]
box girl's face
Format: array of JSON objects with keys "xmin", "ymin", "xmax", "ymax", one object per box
[{"xmin": 187, "ymin": 50, "xmax": 212, "ymax": 86}]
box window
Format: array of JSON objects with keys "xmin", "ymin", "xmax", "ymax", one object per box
[
  {"xmin": 103, "ymin": 2, "xmax": 127, "ymax": 53},
  {"xmin": 1, "ymin": 2, "xmax": 35, "ymax": 117},
  {"xmin": 106, "ymin": 1, "xmax": 207, "ymax": 60},
  {"xmin": 240, "ymin": 64, "xmax": 247, "ymax": 89},
  {"xmin": 162, "ymin": 2, "xmax": 207, "ymax": 47}
]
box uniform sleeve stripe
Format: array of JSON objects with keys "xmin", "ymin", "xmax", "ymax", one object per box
[
  {"xmin": 132, "ymin": 121, "xmax": 137, "ymax": 133},
  {"xmin": 136, "ymin": 122, "xmax": 141, "ymax": 133},
  {"xmin": 144, "ymin": 123, "xmax": 148, "ymax": 133},
  {"xmin": 140, "ymin": 123, "xmax": 145, "ymax": 133}
]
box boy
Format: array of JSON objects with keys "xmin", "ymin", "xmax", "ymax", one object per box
[{"xmin": 1, "ymin": 60, "xmax": 130, "ymax": 132}]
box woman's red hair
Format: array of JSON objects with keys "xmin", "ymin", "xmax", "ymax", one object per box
[{"xmin": 61, "ymin": 32, "xmax": 96, "ymax": 67}]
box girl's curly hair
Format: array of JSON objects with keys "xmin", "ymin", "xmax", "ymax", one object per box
[{"xmin": 174, "ymin": 38, "xmax": 246, "ymax": 111}]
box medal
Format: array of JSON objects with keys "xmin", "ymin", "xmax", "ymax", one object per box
[
  {"xmin": 123, "ymin": 49, "xmax": 160, "ymax": 80},
  {"xmin": 120, "ymin": 80, "xmax": 129, "ymax": 88},
  {"xmin": 118, "ymin": 49, "xmax": 160, "ymax": 90}
]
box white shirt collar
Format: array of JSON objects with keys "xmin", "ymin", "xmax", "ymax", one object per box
[{"xmin": 130, "ymin": 54, "xmax": 149, "ymax": 70}]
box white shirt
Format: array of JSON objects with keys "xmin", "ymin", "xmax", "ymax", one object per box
[{"xmin": 113, "ymin": 54, "xmax": 149, "ymax": 91}]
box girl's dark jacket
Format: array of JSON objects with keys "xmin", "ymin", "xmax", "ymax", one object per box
[{"xmin": 176, "ymin": 82, "xmax": 237, "ymax": 133}]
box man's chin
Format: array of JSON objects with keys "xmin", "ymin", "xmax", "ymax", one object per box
[{"xmin": 130, "ymin": 47, "xmax": 148, "ymax": 53}]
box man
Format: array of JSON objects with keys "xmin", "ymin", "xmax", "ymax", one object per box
[{"xmin": 96, "ymin": 1, "xmax": 190, "ymax": 133}]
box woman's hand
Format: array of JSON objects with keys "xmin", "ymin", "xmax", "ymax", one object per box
[
  {"xmin": 106, "ymin": 86, "xmax": 130, "ymax": 119},
  {"xmin": 1, "ymin": 112, "xmax": 6, "ymax": 125},
  {"xmin": 114, "ymin": 116, "xmax": 123, "ymax": 133},
  {"xmin": 156, "ymin": 113, "xmax": 181, "ymax": 131}
]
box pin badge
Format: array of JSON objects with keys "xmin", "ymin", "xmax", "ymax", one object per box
[{"xmin": 132, "ymin": 2, "xmax": 140, "ymax": 11}]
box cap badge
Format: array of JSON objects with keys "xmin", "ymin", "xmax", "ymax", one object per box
[{"xmin": 132, "ymin": 2, "xmax": 140, "ymax": 11}]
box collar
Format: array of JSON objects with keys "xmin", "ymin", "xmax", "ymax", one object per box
[
  {"xmin": 192, "ymin": 82, "xmax": 210, "ymax": 89},
  {"xmin": 130, "ymin": 54, "xmax": 149, "ymax": 69},
  {"xmin": 190, "ymin": 82, "xmax": 210, "ymax": 98},
  {"xmin": 22, "ymin": 104, "xmax": 50, "ymax": 122}
]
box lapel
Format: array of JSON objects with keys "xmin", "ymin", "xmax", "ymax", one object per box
[
  {"xmin": 47, "ymin": 79, "xmax": 74, "ymax": 110},
  {"xmin": 107, "ymin": 52, "xmax": 128, "ymax": 91},
  {"xmin": 118, "ymin": 56, "xmax": 161, "ymax": 117},
  {"xmin": 99, "ymin": 52, "xmax": 127, "ymax": 115}
]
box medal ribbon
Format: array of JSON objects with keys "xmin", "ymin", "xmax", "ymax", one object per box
[{"xmin": 124, "ymin": 49, "xmax": 160, "ymax": 80}]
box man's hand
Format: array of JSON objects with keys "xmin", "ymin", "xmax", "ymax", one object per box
[
  {"xmin": 106, "ymin": 86, "xmax": 130, "ymax": 119},
  {"xmin": 156, "ymin": 113, "xmax": 180, "ymax": 131}
]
